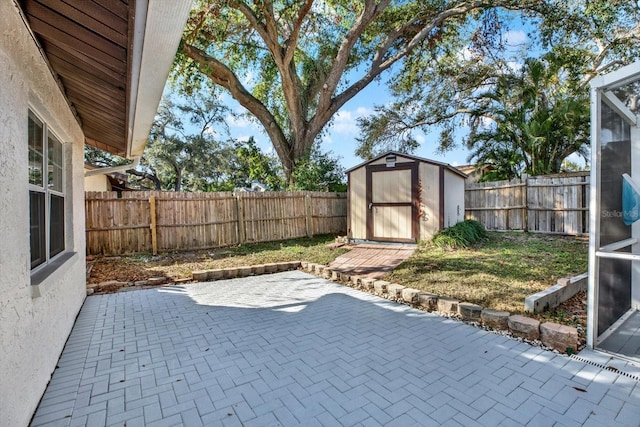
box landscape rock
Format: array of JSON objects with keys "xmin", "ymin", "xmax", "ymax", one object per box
[
  {"xmin": 386, "ymin": 283, "xmax": 406, "ymax": 300},
  {"xmin": 97, "ymin": 280, "xmax": 127, "ymax": 292},
  {"xmin": 208, "ymin": 269, "xmax": 225, "ymax": 280},
  {"xmin": 192, "ymin": 271, "xmax": 209, "ymax": 281},
  {"xmin": 401, "ymin": 288, "xmax": 421, "ymax": 304},
  {"xmin": 417, "ymin": 293, "xmax": 438, "ymax": 311},
  {"xmin": 264, "ymin": 263, "xmax": 279, "ymax": 274},
  {"xmin": 148, "ymin": 277, "xmax": 166, "ymax": 285},
  {"xmin": 508, "ymin": 315, "xmax": 540, "ymax": 340},
  {"xmin": 481, "ymin": 309, "xmax": 510, "ymax": 330},
  {"xmin": 437, "ymin": 297, "xmax": 459, "ymax": 314},
  {"xmin": 361, "ymin": 278, "xmax": 376, "ymax": 290},
  {"xmin": 237, "ymin": 266, "xmax": 252, "ymax": 277},
  {"xmin": 86, "ymin": 288, "xmax": 94, "ymax": 296},
  {"xmin": 373, "ymin": 280, "xmax": 389, "ymax": 295},
  {"xmin": 338, "ymin": 272, "xmax": 351, "ymax": 283},
  {"xmin": 287, "ymin": 261, "xmax": 301, "ymax": 270},
  {"xmin": 540, "ymin": 322, "xmax": 578, "ymax": 354},
  {"xmin": 224, "ymin": 268, "xmax": 238, "ymax": 279},
  {"xmin": 458, "ymin": 302, "xmax": 483, "ymax": 321}
]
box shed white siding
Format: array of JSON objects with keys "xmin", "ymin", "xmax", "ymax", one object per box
[
  {"xmin": 0, "ymin": 3, "xmax": 86, "ymax": 425},
  {"xmin": 444, "ymin": 169, "xmax": 466, "ymax": 228},
  {"xmin": 348, "ymin": 166, "xmax": 367, "ymax": 239},
  {"xmin": 419, "ymin": 162, "xmax": 441, "ymax": 241}
]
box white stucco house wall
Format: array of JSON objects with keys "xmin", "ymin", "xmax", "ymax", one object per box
[{"xmin": 0, "ymin": 1, "xmax": 192, "ymax": 425}]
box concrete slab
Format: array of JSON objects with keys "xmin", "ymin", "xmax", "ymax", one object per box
[{"xmin": 31, "ymin": 271, "xmax": 640, "ymax": 426}]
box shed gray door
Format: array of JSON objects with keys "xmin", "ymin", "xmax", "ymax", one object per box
[{"xmin": 366, "ymin": 163, "xmax": 418, "ymax": 242}]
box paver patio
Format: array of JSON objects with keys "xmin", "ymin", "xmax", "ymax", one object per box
[{"xmin": 31, "ymin": 271, "xmax": 640, "ymax": 426}]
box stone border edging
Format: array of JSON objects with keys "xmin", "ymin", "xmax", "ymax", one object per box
[
  {"xmin": 192, "ymin": 261, "xmax": 302, "ymax": 282},
  {"xmin": 298, "ymin": 262, "xmax": 579, "ymax": 355}
]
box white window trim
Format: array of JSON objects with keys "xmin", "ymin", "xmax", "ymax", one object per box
[{"xmin": 28, "ymin": 108, "xmax": 67, "ymax": 274}]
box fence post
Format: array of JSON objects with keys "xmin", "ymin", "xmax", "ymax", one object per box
[
  {"xmin": 523, "ymin": 175, "xmax": 529, "ymax": 232},
  {"xmin": 149, "ymin": 195, "xmax": 158, "ymax": 255},
  {"xmin": 236, "ymin": 194, "xmax": 246, "ymax": 244},
  {"xmin": 305, "ymin": 193, "xmax": 313, "ymax": 238}
]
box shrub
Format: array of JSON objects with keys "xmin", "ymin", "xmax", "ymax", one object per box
[{"xmin": 432, "ymin": 220, "xmax": 487, "ymax": 249}]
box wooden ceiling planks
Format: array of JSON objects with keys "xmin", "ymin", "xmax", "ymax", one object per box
[{"xmin": 20, "ymin": 0, "xmax": 133, "ymax": 156}]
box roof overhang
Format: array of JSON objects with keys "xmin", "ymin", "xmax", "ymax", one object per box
[
  {"xmin": 345, "ymin": 150, "xmax": 468, "ymax": 179},
  {"xmin": 20, "ymin": 0, "xmax": 192, "ymax": 158}
]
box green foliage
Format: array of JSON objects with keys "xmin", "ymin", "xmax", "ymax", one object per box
[
  {"xmin": 141, "ymin": 89, "xmax": 233, "ymax": 191},
  {"xmin": 467, "ymin": 55, "xmax": 590, "ymax": 178},
  {"xmin": 432, "ymin": 220, "xmax": 487, "ymax": 249},
  {"xmin": 290, "ymin": 146, "xmax": 346, "ymax": 192},
  {"xmin": 233, "ymin": 137, "xmax": 285, "ymax": 191},
  {"xmin": 84, "ymin": 146, "xmax": 129, "ymax": 168},
  {"xmin": 356, "ymin": 2, "xmax": 639, "ymax": 171}
]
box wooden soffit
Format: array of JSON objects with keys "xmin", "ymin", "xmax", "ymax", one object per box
[{"xmin": 20, "ymin": 0, "xmax": 133, "ymax": 156}]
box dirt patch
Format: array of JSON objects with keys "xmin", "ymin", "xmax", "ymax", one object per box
[{"xmin": 86, "ymin": 235, "xmax": 348, "ymax": 292}]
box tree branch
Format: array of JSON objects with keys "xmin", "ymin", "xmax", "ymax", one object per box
[
  {"xmin": 283, "ymin": 0, "xmax": 314, "ymax": 66},
  {"xmin": 181, "ymin": 41, "xmax": 293, "ymax": 171}
]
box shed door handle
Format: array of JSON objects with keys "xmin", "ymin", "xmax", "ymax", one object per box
[{"xmin": 368, "ymin": 203, "xmax": 373, "ymax": 210}]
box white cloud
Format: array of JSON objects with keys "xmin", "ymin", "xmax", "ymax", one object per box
[
  {"xmin": 506, "ymin": 61, "xmax": 523, "ymax": 72},
  {"xmin": 504, "ymin": 30, "xmax": 528, "ymax": 46},
  {"xmin": 203, "ymin": 125, "xmax": 218, "ymax": 137},
  {"xmin": 226, "ymin": 113, "xmax": 254, "ymax": 129},
  {"xmin": 329, "ymin": 107, "xmax": 374, "ymax": 135},
  {"xmin": 415, "ymin": 134, "xmax": 426, "ymax": 144}
]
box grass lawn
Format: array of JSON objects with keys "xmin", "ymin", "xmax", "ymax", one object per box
[
  {"xmin": 88, "ymin": 234, "xmax": 348, "ymax": 283},
  {"xmin": 385, "ymin": 231, "xmax": 588, "ymax": 314}
]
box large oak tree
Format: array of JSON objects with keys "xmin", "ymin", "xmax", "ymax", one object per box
[{"xmin": 176, "ymin": 0, "xmax": 545, "ymax": 184}]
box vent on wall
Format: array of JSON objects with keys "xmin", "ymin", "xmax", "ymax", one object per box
[{"xmin": 385, "ymin": 155, "xmax": 396, "ymax": 167}]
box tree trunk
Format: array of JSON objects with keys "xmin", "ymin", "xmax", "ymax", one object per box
[{"xmin": 174, "ymin": 166, "xmax": 182, "ymax": 192}]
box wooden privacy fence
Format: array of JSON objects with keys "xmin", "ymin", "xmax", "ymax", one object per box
[
  {"xmin": 465, "ymin": 172, "xmax": 590, "ymax": 235},
  {"xmin": 85, "ymin": 191, "xmax": 347, "ymax": 255}
]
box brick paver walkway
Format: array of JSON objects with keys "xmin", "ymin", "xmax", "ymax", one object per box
[
  {"xmin": 329, "ymin": 245, "xmax": 415, "ymax": 279},
  {"xmin": 32, "ymin": 271, "xmax": 640, "ymax": 426}
]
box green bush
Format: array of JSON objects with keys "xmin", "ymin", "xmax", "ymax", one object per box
[{"xmin": 432, "ymin": 220, "xmax": 487, "ymax": 249}]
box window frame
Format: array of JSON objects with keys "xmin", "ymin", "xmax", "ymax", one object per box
[{"xmin": 28, "ymin": 109, "xmax": 66, "ymax": 271}]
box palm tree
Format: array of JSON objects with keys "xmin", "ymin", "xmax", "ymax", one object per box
[{"xmin": 467, "ymin": 54, "xmax": 589, "ymax": 178}]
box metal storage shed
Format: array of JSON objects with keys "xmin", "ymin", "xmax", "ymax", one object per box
[{"xmin": 346, "ymin": 151, "xmax": 467, "ymax": 243}]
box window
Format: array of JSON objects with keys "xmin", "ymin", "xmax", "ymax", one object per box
[{"xmin": 28, "ymin": 111, "xmax": 65, "ymax": 270}]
